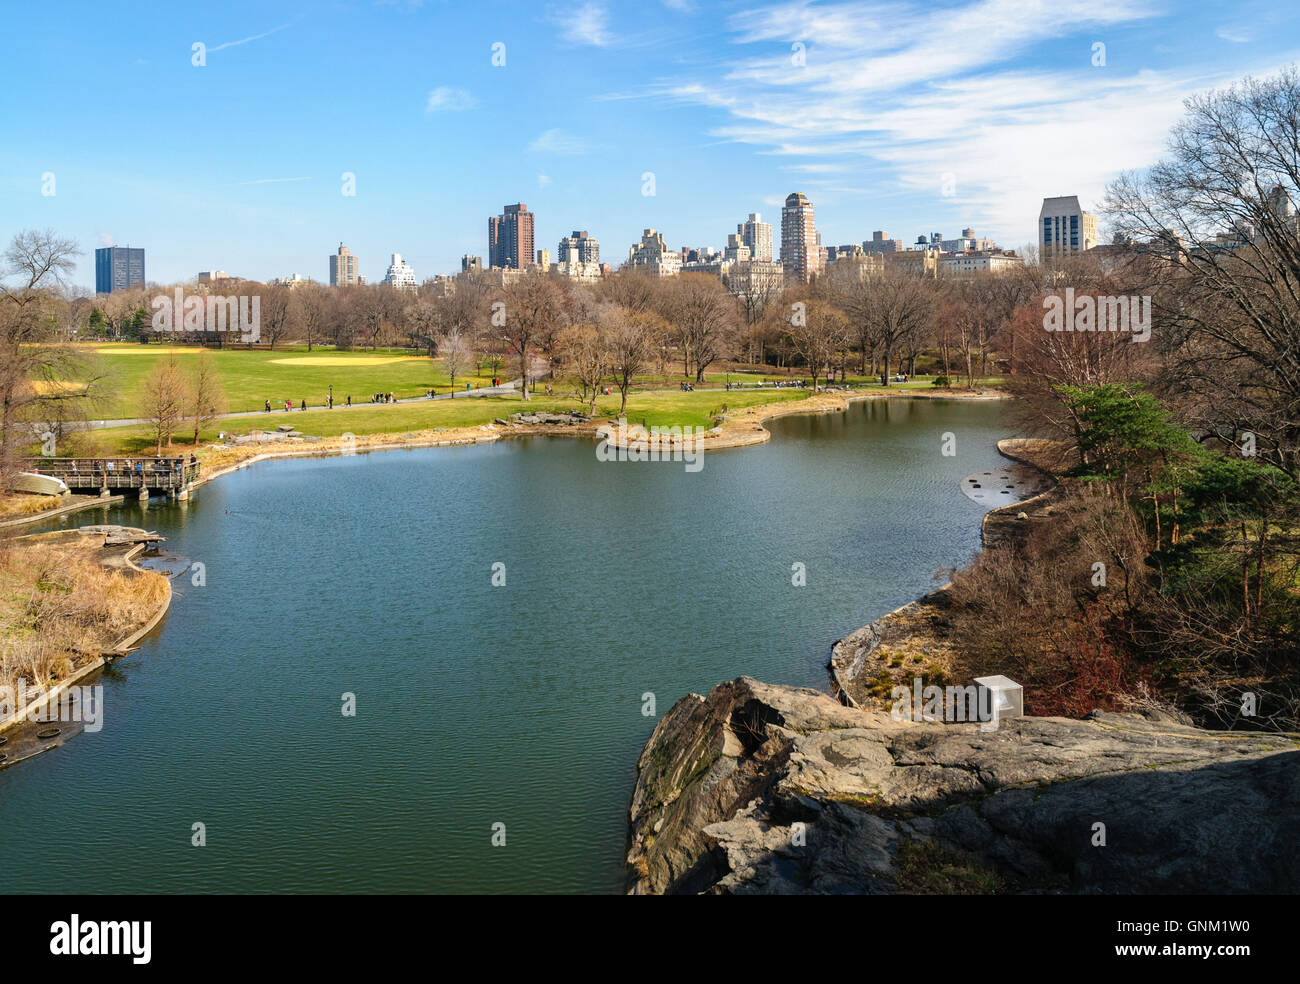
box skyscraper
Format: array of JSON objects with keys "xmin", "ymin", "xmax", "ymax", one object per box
[
  {"xmin": 330, "ymin": 243, "xmax": 360, "ymax": 286},
  {"xmin": 1038, "ymin": 196, "xmax": 1098, "ymax": 256},
  {"xmin": 95, "ymin": 246, "xmax": 145, "ymax": 293},
  {"xmin": 738, "ymin": 213, "xmax": 773, "ymax": 262},
  {"xmin": 488, "ymin": 203, "xmax": 536, "ymax": 269},
  {"xmin": 780, "ymin": 193, "xmax": 822, "ymax": 284}
]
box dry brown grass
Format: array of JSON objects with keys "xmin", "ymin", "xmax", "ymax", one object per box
[
  {"xmin": 0, "ymin": 493, "xmax": 66, "ymax": 519},
  {"xmin": 0, "ymin": 538, "xmax": 168, "ymax": 697}
]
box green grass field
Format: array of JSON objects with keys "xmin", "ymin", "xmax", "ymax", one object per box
[
  {"xmin": 87, "ymin": 387, "xmax": 815, "ymax": 455},
  {"xmin": 68, "ymin": 343, "xmax": 498, "ymax": 418}
]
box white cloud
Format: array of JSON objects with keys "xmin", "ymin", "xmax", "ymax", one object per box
[
  {"xmin": 425, "ymin": 87, "xmax": 476, "ymax": 113},
  {"xmin": 552, "ymin": 2, "xmax": 613, "ymax": 46},
  {"xmin": 1216, "ymin": 26, "xmax": 1252, "ymax": 43},
  {"xmin": 637, "ymin": 0, "xmax": 1292, "ymax": 245},
  {"xmin": 97, "ymin": 232, "xmax": 114, "ymax": 247},
  {"xmin": 538, "ymin": 173, "xmax": 552, "ymax": 188},
  {"xmin": 528, "ymin": 128, "xmax": 588, "ymax": 154}
]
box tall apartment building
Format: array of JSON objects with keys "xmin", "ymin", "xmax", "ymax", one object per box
[
  {"xmin": 780, "ymin": 193, "xmax": 822, "ymax": 284},
  {"xmin": 738, "ymin": 213, "xmax": 773, "ymax": 262},
  {"xmin": 1039, "ymin": 196, "xmax": 1098, "ymax": 256},
  {"xmin": 383, "ymin": 253, "xmax": 417, "ymax": 290},
  {"xmin": 461, "ymin": 254, "xmax": 483, "ymax": 273},
  {"xmin": 488, "ymin": 203, "xmax": 535, "ymax": 269},
  {"xmin": 95, "ymin": 246, "xmax": 145, "ymax": 293},
  {"xmin": 557, "ymin": 230, "xmax": 600, "ymax": 265},
  {"xmin": 626, "ymin": 229, "xmax": 681, "ymax": 277},
  {"xmin": 330, "ymin": 243, "xmax": 360, "ymax": 286}
]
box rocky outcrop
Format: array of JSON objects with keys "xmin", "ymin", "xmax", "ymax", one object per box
[{"xmin": 627, "ymin": 677, "xmax": 1300, "ymax": 894}]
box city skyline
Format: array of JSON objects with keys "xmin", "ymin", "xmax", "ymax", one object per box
[{"xmin": 5, "ymin": 0, "xmax": 1299, "ymax": 289}]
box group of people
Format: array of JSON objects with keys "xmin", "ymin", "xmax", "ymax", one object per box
[
  {"xmin": 264, "ymin": 395, "xmax": 353, "ymax": 412},
  {"xmin": 371, "ymin": 392, "xmax": 395, "ymax": 404},
  {"xmin": 56, "ymin": 455, "xmax": 197, "ymax": 478}
]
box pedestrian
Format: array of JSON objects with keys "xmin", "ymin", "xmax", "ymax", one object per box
[
  {"xmin": 300, "ymin": 399, "xmax": 306, "ymax": 411},
  {"xmin": 265, "ymin": 399, "xmax": 271, "ymax": 412},
  {"xmin": 346, "ymin": 395, "xmax": 351, "ymax": 407}
]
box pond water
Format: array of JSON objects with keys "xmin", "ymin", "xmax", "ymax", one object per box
[{"xmin": 0, "ymin": 397, "xmax": 1013, "ymax": 893}]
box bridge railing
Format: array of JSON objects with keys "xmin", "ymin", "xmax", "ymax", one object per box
[{"xmin": 24, "ymin": 457, "xmax": 201, "ymax": 489}]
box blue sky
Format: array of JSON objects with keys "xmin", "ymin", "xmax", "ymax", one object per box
[{"xmin": 3, "ymin": 0, "xmax": 1299, "ymax": 290}]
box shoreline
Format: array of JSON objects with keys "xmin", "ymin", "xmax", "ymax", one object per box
[
  {"xmin": 0, "ymin": 528, "xmax": 173, "ymax": 746},
  {"xmin": 1, "ymin": 386, "xmax": 1009, "ymax": 531},
  {"xmin": 827, "ymin": 437, "xmax": 1062, "ymax": 708}
]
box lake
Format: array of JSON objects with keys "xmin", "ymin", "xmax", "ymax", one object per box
[{"xmin": 1, "ymin": 397, "xmax": 1013, "ymax": 893}]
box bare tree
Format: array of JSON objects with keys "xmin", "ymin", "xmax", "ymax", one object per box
[
  {"xmin": 842, "ymin": 269, "xmax": 936, "ymax": 385},
  {"xmin": 502, "ymin": 276, "xmax": 565, "ymax": 400},
  {"xmin": 604, "ymin": 306, "xmax": 663, "ymax": 414},
  {"xmin": 257, "ymin": 285, "xmax": 294, "ymax": 350},
  {"xmin": 786, "ymin": 295, "xmax": 850, "ymax": 392},
  {"xmin": 298, "ymin": 286, "xmax": 330, "ymax": 352},
  {"xmin": 188, "ymin": 351, "xmax": 226, "ymax": 445},
  {"xmin": 661, "ymin": 274, "xmax": 737, "ymax": 382},
  {"xmin": 555, "ymin": 321, "xmax": 609, "ymax": 414},
  {"xmin": 1105, "ymin": 67, "xmax": 1300, "ymax": 475},
  {"xmin": 0, "ymin": 230, "xmax": 84, "ymax": 479},
  {"xmin": 441, "ymin": 328, "xmax": 470, "ymax": 390},
  {"xmin": 141, "ymin": 354, "xmax": 187, "ymax": 455}
]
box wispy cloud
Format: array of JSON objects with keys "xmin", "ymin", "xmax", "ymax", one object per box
[
  {"xmin": 528, "ymin": 128, "xmax": 588, "ymax": 154},
  {"xmin": 1216, "ymin": 25, "xmax": 1252, "ymax": 43},
  {"xmin": 635, "ymin": 0, "xmax": 1274, "ymax": 245},
  {"xmin": 209, "ymin": 24, "xmax": 290, "ymax": 53},
  {"xmin": 538, "ymin": 173, "xmax": 552, "ymax": 188},
  {"xmin": 551, "ymin": 2, "xmax": 613, "ymax": 46},
  {"xmin": 425, "ymin": 86, "xmax": 476, "ymax": 113}
]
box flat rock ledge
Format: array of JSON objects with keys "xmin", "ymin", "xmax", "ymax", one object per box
[{"xmin": 627, "ymin": 677, "xmax": 1300, "ymax": 894}]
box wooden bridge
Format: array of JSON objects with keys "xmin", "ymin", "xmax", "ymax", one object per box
[{"xmin": 24, "ymin": 457, "xmax": 201, "ymax": 497}]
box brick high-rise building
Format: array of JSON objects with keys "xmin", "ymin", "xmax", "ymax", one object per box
[
  {"xmin": 95, "ymin": 246, "xmax": 145, "ymax": 293},
  {"xmin": 329, "ymin": 243, "xmax": 359, "ymax": 286},
  {"xmin": 488, "ymin": 203, "xmax": 536, "ymax": 269},
  {"xmin": 780, "ymin": 192, "xmax": 822, "ymax": 284}
]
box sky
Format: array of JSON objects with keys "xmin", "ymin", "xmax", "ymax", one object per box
[{"xmin": 3, "ymin": 0, "xmax": 1300, "ymax": 291}]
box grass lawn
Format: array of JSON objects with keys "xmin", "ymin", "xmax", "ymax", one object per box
[
  {"xmin": 64, "ymin": 343, "xmax": 498, "ymax": 418},
  {"xmin": 83, "ymin": 387, "xmax": 815, "ymax": 456}
]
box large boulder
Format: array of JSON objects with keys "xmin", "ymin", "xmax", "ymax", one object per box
[{"xmin": 626, "ymin": 677, "xmax": 1300, "ymax": 894}]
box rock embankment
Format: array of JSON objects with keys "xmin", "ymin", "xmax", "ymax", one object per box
[{"xmin": 627, "ymin": 677, "xmax": 1299, "ymax": 894}]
